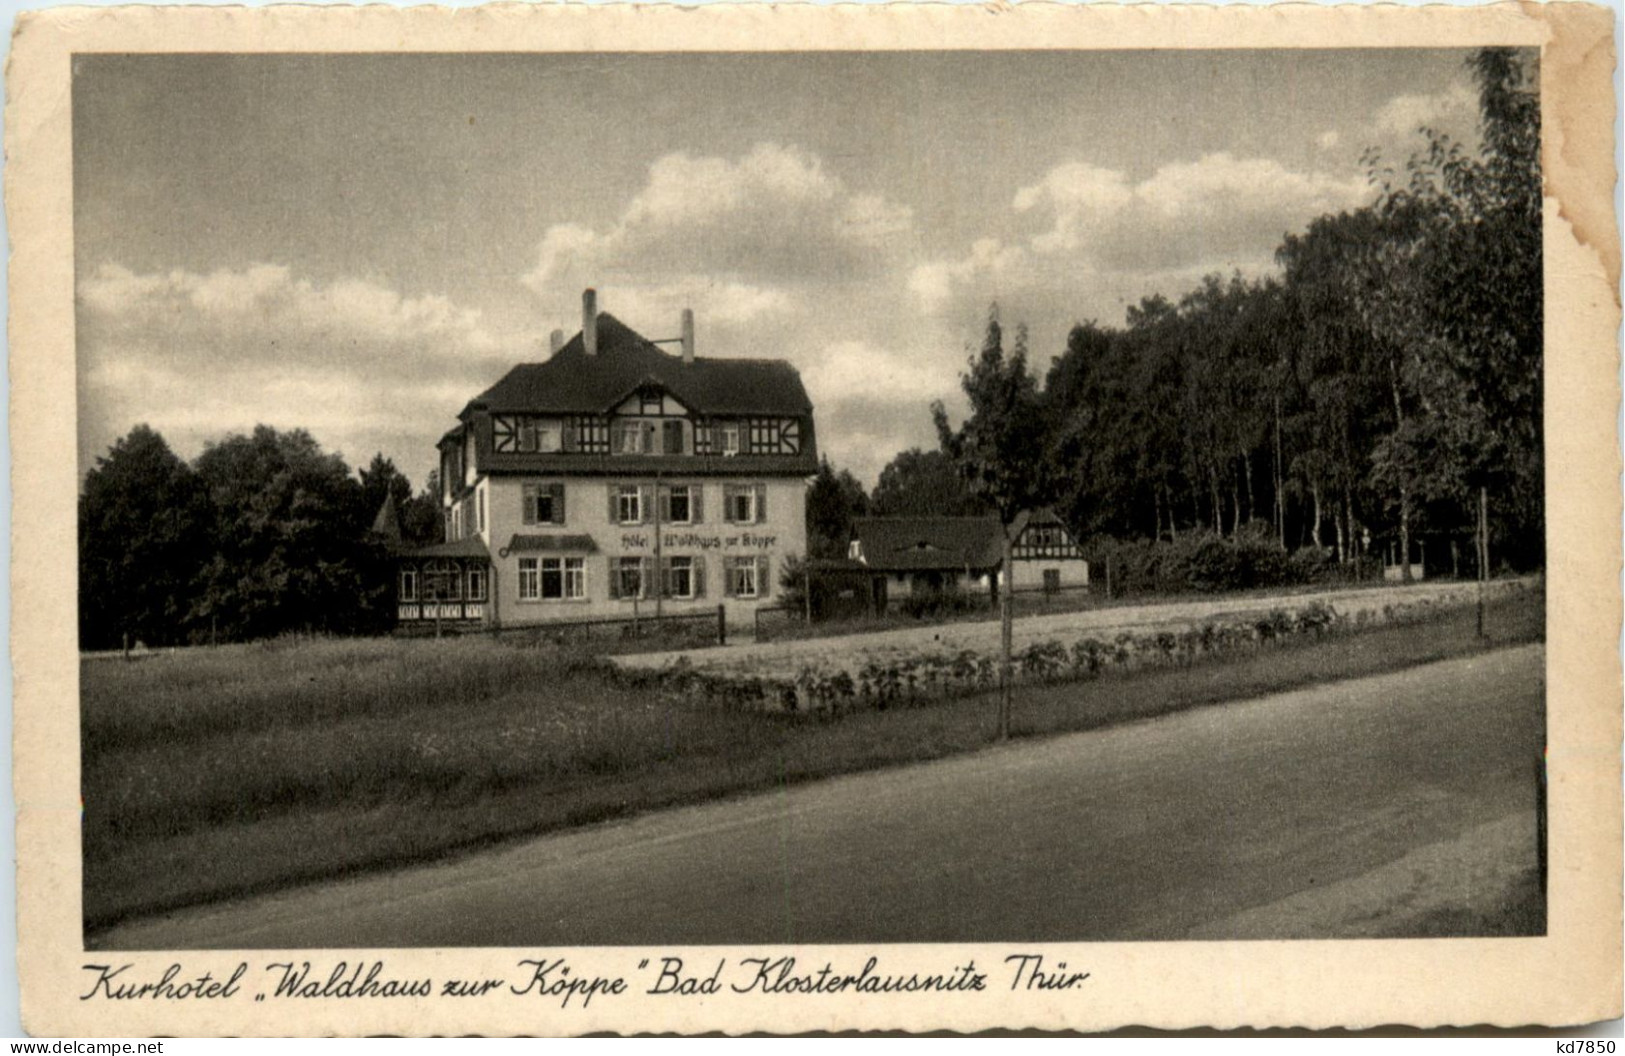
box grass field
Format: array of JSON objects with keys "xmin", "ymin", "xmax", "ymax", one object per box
[{"xmin": 82, "ymin": 589, "xmax": 1544, "ymax": 933}]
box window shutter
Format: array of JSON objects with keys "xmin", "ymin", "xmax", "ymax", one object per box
[
  {"xmin": 722, "ymin": 485, "xmax": 737, "ymax": 524},
  {"xmin": 658, "ymin": 557, "xmax": 671, "ymax": 598},
  {"xmin": 757, "ymin": 556, "xmax": 771, "ymax": 598},
  {"xmin": 641, "ymin": 556, "xmax": 655, "ymax": 598},
  {"xmin": 658, "ymin": 486, "xmax": 671, "ymax": 525},
  {"xmin": 607, "ymin": 558, "xmax": 620, "ymax": 599},
  {"xmin": 561, "ymin": 424, "xmax": 577, "ymax": 453},
  {"xmin": 663, "ymin": 420, "xmax": 684, "ymax": 455},
  {"xmin": 693, "ymin": 556, "xmax": 707, "ymax": 598},
  {"xmin": 722, "ymin": 558, "xmax": 736, "ymax": 597},
  {"xmin": 551, "ymin": 483, "xmax": 566, "ymax": 525},
  {"xmin": 522, "ymin": 484, "xmax": 537, "ymax": 526},
  {"xmin": 642, "ymin": 422, "xmax": 656, "ymax": 454},
  {"xmin": 756, "ymin": 483, "xmax": 768, "ymax": 524},
  {"xmin": 691, "ymin": 487, "xmax": 705, "ymax": 524},
  {"xmin": 608, "ymin": 484, "xmax": 618, "ymax": 523},
  {"xmin": 639, "ymin": 485, "xmax": 654, "ymax": 525}
]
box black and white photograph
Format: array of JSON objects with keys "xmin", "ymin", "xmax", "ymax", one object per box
[{"xmin": 11, "ymin": 1, "xmax": 1619, "ymax": 1036}]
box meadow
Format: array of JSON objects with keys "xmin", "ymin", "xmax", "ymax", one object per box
[{"xmin": 83, "ymin": 589, "xmax": 1544, "ymax": 933}]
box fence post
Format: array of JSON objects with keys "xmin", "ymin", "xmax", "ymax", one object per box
[{"xmin": 717, "ymin": 603, "xmax": 727, "ymax": 646}]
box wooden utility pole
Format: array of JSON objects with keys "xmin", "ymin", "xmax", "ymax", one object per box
[
  {"xmin": 998, "ymin": 526, "xmax": 1014, "ymax": 741},
  {"xmin": 1476, "ymin": 486, "xmax": 1489, "ymax": 638}
]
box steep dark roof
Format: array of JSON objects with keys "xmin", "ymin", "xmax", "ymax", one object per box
[
  {"xmin": 851, "ymin": 517, "xmax": 1004, "ymax": 572},
  {"xmin": 465, "ymin": 313, "xmax": 812, "ymax": 419}
]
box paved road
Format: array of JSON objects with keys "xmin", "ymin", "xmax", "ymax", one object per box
[
  {"xmin": 94, "ymin": 645, "xmax": 1544, "ymax": 949},
  {"xmin": 624, "ymin": 578, "xmax": 1533, "ymax": 679}
]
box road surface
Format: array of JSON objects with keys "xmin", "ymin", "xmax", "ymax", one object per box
[{"xmin": 93, "ymin": 644, "xmax": 1544, "ymax": 949}]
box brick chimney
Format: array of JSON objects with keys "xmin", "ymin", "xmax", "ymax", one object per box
[
  {"xmin": 582, "ymin": 288, "xmax": 598, "ymax": 357},
  {"xmin": 548, "ymin": 329, "xmax": 564, "ymax": 355},
  {"xmin": 681, "ymin": 308, "xmax": 695, "ymax": 364}
]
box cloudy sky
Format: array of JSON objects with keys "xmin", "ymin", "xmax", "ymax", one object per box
[{"xmin": 74, "ymin": 50, "xmax": 1484, "ymax": 488}]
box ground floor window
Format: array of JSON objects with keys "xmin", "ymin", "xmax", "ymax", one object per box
[
  {"xmin": 614, "ymin": 556, "xmax": 646, "ymax": 599},
  {"xmin": 467, "ymin": 567, "xmax": 488, "ymax": 602},
  {"xmin": 726, "ymin": 556, "xmax": 767, "ymax": 599},
  {"xmin": 424, "ymin": 560, "xmax": 461, "ymax": 601},
  {"xmin": 519, "ymin": 556, "xmax": 586, "ymax": 600},
  {"xmin": 399, "ymin": 568, "xmax": 418, "ymax": 602},
  {"xmin": 1042, "ymin": 568, "xmax": 1061, "ymax": 595},
  {"xmin": 665, "ymin": 556, "xmax": 697, "ymax": 599}
]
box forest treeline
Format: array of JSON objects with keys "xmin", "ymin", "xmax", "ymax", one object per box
[
  {"xmin": 813, "ymin": 48, "xmax": 1543, "ymax": 579},
  {"xmin": 79, "ymin": 425, "xmax": 441, "ymax": 649}
]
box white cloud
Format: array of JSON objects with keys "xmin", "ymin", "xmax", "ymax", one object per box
[
  {"xmin": 77, "ymin": 261, "xmax": 506, "ymax": 483},
  {"xmin": 908, "ymin": 238, "xmax": 1030, "ymax": 311},
  {"xmin": 1012, "ymin": 152, "xmax": 1369, "ymax": 272},
  {"xmin": 520, "ymin": 143, "xmax": 915, "ymax": 318},
  {"xmin": 80, "ymin": 262, "xmax": 500, "ymax": 370},
  {"xmin": 1374, "ymin": 82, "xmax": 1476, "ymax": 138}
]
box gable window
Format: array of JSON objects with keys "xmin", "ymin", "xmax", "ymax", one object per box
[
  {"xmin": 662, "ymin": 419, "xmax": 686, "ymax": 455},
  {"xmin": 613, "ymin": 419, "xmax": 656, "ymax": 455},
  {"xmin": 724, "ymin": 484, "xmax": 766, "ymax": 524},
  {"xmin": 523, "ymin": 483, "xmax": 566, "ymax": 526}
]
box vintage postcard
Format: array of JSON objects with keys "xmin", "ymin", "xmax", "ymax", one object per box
[{"xmin": 9, "ymin": 1, "xmax": 1621, "ymax": 1037}]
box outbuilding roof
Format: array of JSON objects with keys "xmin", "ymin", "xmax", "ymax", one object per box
[
  {"xmin": 850, "ymin": 517, "xmax": 1005, "ymax": 573},
  {"xmin": 464, "ymin": 313, "xmax": 813, "ymax": 419}
]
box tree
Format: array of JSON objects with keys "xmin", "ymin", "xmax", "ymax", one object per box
[
  {"xmin": 869, "ymin": 448, "xmax": 986, "ymax": 518},
  {"xmin": 805, "ymin": 457, "xmax": 870, "ymax": 559},
  {"xmin": 78, "ymin": 425, "xmax": 212, "ymax": 650},
  {"xmin": 933, "ymin": 308, "xmax": 1050, "ymax": 740},
  {"xmin": 190, "ymin": 425, "xmax": 380, "ymax": 640},
  {"xmin": 359, "ymin": 453, "xmax": 414, "ymax": 530},
  {"xmin": 400, "ymin": 470, "xmax": 444, "ymax": 548}
]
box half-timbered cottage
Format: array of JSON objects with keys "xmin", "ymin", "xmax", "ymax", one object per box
[
  {"xmin": 847, "ymin": 508, "xmax": 1089, "ymax": 608},
  {"xmin": 391, "ymin": 289, "xmax": 817, "ymax": 630}
]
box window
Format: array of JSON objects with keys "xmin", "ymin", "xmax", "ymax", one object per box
[
  {"xmin": 519, "ymin": 557, "xmax": 585, "ymax": 601},
  {"xmin": 399, "ymin": 568, "xmax": 418, "ymax": 602},
  {"xmin": 424, "ymin": 560, "xmax": 461, "ymax": 601},
  {"xmin": 726, "ymin": 556, "xmax": 766, "ymax": 599},
  {"xmin": 662, "ymin": 419, "xmax": 685, "ymax": 455},
  {"xmin": 666, "ymin": 556, "xmax": 695, "ymax": 599},
  {"xmin": 665, "ymin": 485, "xmax": 693, "ymax": 525},
  {"xmin": 725, "ymin": 484, "xmax": 765, "ymax": 524},
  {"xmin": 616, "ymin": 485, "xmax": 642, "ymax": 525},
  {"xmin": 467, "ymin": 567, "xmax": 488, "ymax": 602},
  {"xmin": 719, "ymin": 422, "xmax": 741, "ymax": 456},
  {"xmin": 614, "ymin": 556, "xmax": 646, "ymax": 599},
  {"xmin": 614, "ymin": 419, "xmax": 655, "ymax": 455},
  {"xmin": 524, "ymin": 483, "xmax": 566, "ymax": 526},
  {"xmin": 518, "ymin": 419, "xmax": 538, "ymax": 452},
  {"xmin": 561, "ymin": 558, "xmax": 586, "ymax": 599},
  {"xmin": 1042, "ymin": 569, "xmax": 1061, "ymax": 595}
]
